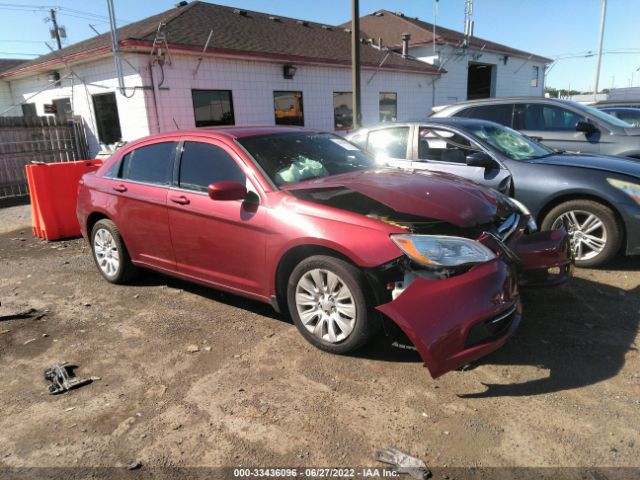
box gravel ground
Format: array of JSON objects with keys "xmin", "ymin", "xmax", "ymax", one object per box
[{"xmin": 0, "ymin": 205, "xmax": 638, "ymax": 478}]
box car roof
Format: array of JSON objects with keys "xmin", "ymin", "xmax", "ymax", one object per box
[
  {"xmin": 351, "ymin": 117, "xmax": 504, "ymax": 132},
  {"xmin": 439, "ymin": 96, "xmax": 580, "ymax": 108},
  {"xmin": 127, "ymin": 125, "xmax": 320, "ymax": 144},
  {"xmin": 185, "ymin": 125, "xmax": 315, "ymax": 139},
  {"xmin": 115, "ymin": 126, "xmax": 325, "ymax": 153}
]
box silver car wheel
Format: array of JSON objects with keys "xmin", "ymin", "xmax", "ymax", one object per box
[
  {"xmin": 93, "ymin": 228, "xmax": 120, "ymax": 277},
  {"xmin": 552, "ymin": 210, "xmax": 607, "ymax": 261},
  {"xmin": 295, "ymin": 268, "xmax": 356, "ymax": 344}
]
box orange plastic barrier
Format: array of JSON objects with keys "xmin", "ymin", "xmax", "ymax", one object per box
[{"xmin": 25, "ymin": 160, "xmax": 103, "ymax": 241}]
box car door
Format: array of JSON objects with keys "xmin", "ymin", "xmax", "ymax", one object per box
[
  {"xmin": 364, "ymin": 126, "xmax": 413, "ymax": 168},
  {"xmin": 514, "ymin": 103, "xmax": 600, "ymax": 154},
  {"xmin": 104, "ymin": 140, "xmax": 178, "ymax": 272},
  {"xmin": 167, "ymin": 137, "xmax": 268, "ymax": 298},
  {"xmin": 410, "ymin": 126, "xmax": 512, "ymax": 193}
]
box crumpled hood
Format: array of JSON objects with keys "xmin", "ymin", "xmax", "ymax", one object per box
[
  {"xmin": 531, "ymin": 153, "xmax": 640, "ymax": 179},
  {"xmin": 281, "ymin": 169, "xmax": 506, "ymax": 227}
]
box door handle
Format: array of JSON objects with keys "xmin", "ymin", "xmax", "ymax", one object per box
[
  {"xmin": 112, "ymin": 184, "xmax": 127, "ymax": 193},
  {"xmin": 169, "ymin": 194, "xmax": 190, "ymax": 205}
]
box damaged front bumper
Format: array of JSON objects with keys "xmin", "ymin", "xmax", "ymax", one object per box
[
  {"xmin": 513, "ymin": 228, "xmax": 574, "ymax": 286},
  {"xmin": 480, "ymin": 220, "xmax": 574, "ymax": 287},
  {"xmin": 376, "ymin": 220, "xmax": 572, "ymax": 378},
  {"xmin": 377, "ymin": 258, "xmax": 521, "ymax": 378}
]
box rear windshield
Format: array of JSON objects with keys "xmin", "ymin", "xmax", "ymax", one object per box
[{"xmin": 236, "ymin": 132, "xmax": 375, "ymax": 187}]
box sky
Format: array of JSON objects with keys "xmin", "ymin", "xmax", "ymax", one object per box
[{"xmin": 1, "ymin": 0, "xmax": 639, "ymax": 92}]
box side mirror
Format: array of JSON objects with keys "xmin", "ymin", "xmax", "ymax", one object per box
[
  {"xmin": 208, "ymin": 181, "xmax": 247, "ymax": 201},
  {"xmin": 466, "ymin": 151, "xmax": 496, "ymax": 168},
  {"xmin": 576, "ymin": 121, "xmax": 598, "ymax": 134}
]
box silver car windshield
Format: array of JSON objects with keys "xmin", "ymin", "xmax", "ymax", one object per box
[{"xmin": 467, "ymin": 124, "xmax": 554, "ymax": 160}]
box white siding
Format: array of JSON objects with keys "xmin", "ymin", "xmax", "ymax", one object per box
[
  {"xmin": 0, "ymin": 80, "xmax": 12, "ymax": 114},
  {"xmin": 138, "ymin": 54, "xmax": 435, "ymax": 134},
  {"xmin": 5, "ymin": 55, "xmax": 150, "ymax": 156},
  {"xmin": 4, "ymin": 53, "xmax": 436, "ymax": 155},
  {"xmin": 411, "ymin": 45, "xmax": 546, "ymax": 109}
]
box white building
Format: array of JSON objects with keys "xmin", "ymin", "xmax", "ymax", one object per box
[
  {"xmin": 0, "ymin": 2, "xmax": 551, "ymax": 157},
  {"xmin": 0, "ymin": 1, "xmax": 439, "ymax": 156},
  {"xmin": 355, "ymin": 10, "xmax": 552, "ymax": 108}
]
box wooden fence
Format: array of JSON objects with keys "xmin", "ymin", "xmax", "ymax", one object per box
[{"xmin": 0, "ymin": 116, "xmax": 90, "ymax": 200}]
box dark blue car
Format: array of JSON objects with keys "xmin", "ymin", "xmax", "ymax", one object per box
[{"xmin": 347, "ymin": 118, "xmax": 640, "ymax": 267}]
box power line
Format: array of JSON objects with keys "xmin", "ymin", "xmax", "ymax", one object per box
[
  {"xmin": 0, "ymin": 39, "xmax": 50, "ymax": 43},
  {"xmin": 0, "ymin": 4, "xmax": 130, "ymax": 23},
  {"xmin": 0, "ymin": 51, "xmax": 41, "ymax": 56}
]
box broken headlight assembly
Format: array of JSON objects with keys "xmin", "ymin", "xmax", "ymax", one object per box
[
  {"xmin": 506, "ymin": 196, "xmax": 538, "ymax": 232},
  {"xmin": 391, "ymin": 234, "xmax": 496, "ymax": 268}
]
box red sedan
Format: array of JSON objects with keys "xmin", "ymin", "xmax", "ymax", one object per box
[{"xmin": 77, "ymin": 127, "xmax": 572, "ymax": 378}]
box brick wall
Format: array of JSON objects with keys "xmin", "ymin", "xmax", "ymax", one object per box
[
  {"xmin": 139, "ymin": 54, "xmax": 436, "ymax": 134},
  {"xmin": 4, "ymin": 53, "xmax": 437, "ymax": 155}
]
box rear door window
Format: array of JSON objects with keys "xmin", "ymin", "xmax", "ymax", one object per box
[
  {"xmin": 120, "ymin": 142, "xmax": 176, "ymax": 185},
  {"xmin": 515, "ymin": 104, "xmax": 586, "ymax": 131},
  {"xmin": 178, "ymin": 141, "xmax": 246, "ymax": 192},
  {"xmin": 366, "ymin": 127, "xmax": 410, "ymax": 159},
  {"xmin": 456, "ymin": 104, "xmax": 514, "ymax": 127}
]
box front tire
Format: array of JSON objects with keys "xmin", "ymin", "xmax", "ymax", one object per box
[
  {"xmin": 287, "ymin": 255, "xmax": 378, "ymax": 354},
  {"xmin": 91, "ymin": 219, "xmax": 138, "ymax": 284},
  {"xmin": 541, "ymin": 200, "xmax": 622, "ymax": 268}
]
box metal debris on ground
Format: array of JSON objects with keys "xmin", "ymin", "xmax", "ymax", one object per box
[
  {"xmin": 0, "ymin": 308, "xmax": 47, "ymax": 322},
  {"xmin": 127, "ymin": 461, "xmax": 142, "ymax": 470},
  {"xmin": 44, "ymin": 363, "xmax": 93, "ymax": 395},
  {"xmin": 375, "ymin": 446, "xmax": 431, "ymax": 480}
]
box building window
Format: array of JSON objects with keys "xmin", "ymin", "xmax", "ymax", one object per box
[
  {"xmin": 379, "ymin": 92, "xmax": 397, "ymax": 123},
  {"xmin": 92, "ymin": 92, "xmax": 122, "ymax": 144},
  {"xmin": 21, "ymin": 103, "xmax": 37, "ymax": 117},
  {"xmin": 192, "ymin": 89, "xmax": 235, "ymax": 127},
  {"xmin": 273, "ymin": 91, "xmax": 304, "ymax": 126},
  {"xmin": 333, "ymin": 92, "xmax": 353, "ymax": 130},
  {"xmin": 531, "ymin": 66, "xmax": 540, "ymax": 87}
]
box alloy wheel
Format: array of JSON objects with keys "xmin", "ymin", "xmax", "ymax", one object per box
[
  {"xmin": 93, "ymin": 228, "xmax": 120, "ymax": 277},
  {"xmin": 552, "ymin": 210, "xmax": 607, "ymax": 262},
  {"xmin": 295, "ymin": 268, "xmax": 356, "ymax": 343}
]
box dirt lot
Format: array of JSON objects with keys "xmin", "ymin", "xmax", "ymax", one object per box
[{"xmin": 1, "ymin": 204, "xmax": 639, "ymax": 478}]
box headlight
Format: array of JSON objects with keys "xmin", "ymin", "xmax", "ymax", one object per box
[
  {"xmin": 507, "ymin": 196, "xmax": 538, "ymax": 232},
  {"xmin": 608, "ymin": 178, "xmax": 640, "ymax": 205},
  {"xmin": 391, "ymin": 234, "xmax": 496, "ymax": 268}
]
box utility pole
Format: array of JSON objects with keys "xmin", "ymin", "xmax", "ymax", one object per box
[
  {"xmin": 49, "ymin": 9, "xmax": 62, "ymax": 50},
  {"xmin": 107, "ymin": 0, "xmax": 126, "ymax": 96},
  {"xmin": 351, "ymin": 0, "xmax": 361, "ymax": 130},
  {"xmin": 433, "ymin": 0, "xmax": 438, "ymax": 57},
  {"xmin": 592, "ymin": 0, "xmax": 607, "ymax": 101}
]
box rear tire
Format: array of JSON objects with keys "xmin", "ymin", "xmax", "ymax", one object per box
[
  {"xmin": 541, "ymin": 200, "xmax": 622, "ymax": 268},
  {"xmin": 91, "ymin": 219, "xmax": 138, "ymax": 284},
  {"xmin": 287, "ymin": 255, "xmax": 379, "ymax": 354}
]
